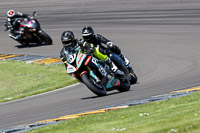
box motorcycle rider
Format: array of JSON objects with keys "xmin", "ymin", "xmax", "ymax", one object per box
[
  {"xmin": 60, "ymin": 30, "xmax": 79, "ymax": 70},
  {"xmin": 60, "ymin": 30, "xmax": 123, "ymax": 78},
  {"xmin": 81, "ymin": 26, "xmax": 134, "ymax": 73},
  {"xmin": 4, "ymin": 9, "xmax": 29, "ymax": 41}
]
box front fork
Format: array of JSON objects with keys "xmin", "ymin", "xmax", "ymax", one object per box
[
  {"xmin": 87, "ymin": 66, "xmax": 101, "ymax": 83},
  {"xmin": 34, "ymin": 29, "xmax": 43, "ymax": 42}
]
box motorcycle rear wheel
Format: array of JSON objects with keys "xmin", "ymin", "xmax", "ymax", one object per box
[
  {"xmin": 81, "ymin": 73, "xmax": 107, "ymax": 96},
  {"xmin": 116, "ymin": 79, "xmax": 130, "ymax": 92},
  {"xmin": 20, "ymin": 42, "xmax": 29, "ymax": 47},
  {"xmin": 130, "ymin": 72, "xmax": 138, "ymax": 84}
]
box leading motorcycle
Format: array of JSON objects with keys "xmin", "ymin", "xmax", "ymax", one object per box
[{"xmin": 65, "ymin": 46, "xmax": 131, "ymax": 96}]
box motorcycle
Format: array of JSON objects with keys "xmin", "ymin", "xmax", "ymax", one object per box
[
  {"xmin": 65, "ymin": 46, "xmax": 131, "ymax": 96},
  {"xmin": 5, "ymin": 11, "xmax": 52, "ymax": 46}
]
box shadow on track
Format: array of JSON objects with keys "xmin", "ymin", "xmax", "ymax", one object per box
[
  {"xmin": 81, "ymin": 90, "xmax": 133, "ymax": 100},
  {"xmin": 15, "ymin": 43, "xmax": 53, "ymax": 49}
]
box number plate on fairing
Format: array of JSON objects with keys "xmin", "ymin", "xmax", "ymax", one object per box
[
  {"xmin": 67, "ymin": 64, "xmax": 76, "ymax": 74},
  {"xmin": 67, "ymin": 53, "xmax": 76, "ymax": 64}
]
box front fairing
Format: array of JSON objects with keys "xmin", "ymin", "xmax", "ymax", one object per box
[
  {"xmin": 66, "ymin": 51, "xmax": 77, "ymax": 64},
  {"xmin": 65, "ymin": 47, "xmax": 87, "ymax": 73},
  {"xmin": 65, "ymin": 49, "xmax": 77, "ymax": 74},
  {"xmin": 76, "ymin": 50, "xmax": 87, "ymax": 69},
  {"xmin": 66, "ymin": 63, "xmax": 76, "ymax": 74},
  {"xmin": 20, "ymin": 17, "xmax": 40, "ymax": 29}
]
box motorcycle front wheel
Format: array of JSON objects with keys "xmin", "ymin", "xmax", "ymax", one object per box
[
  {"xmin": 39, "ymin": 31, "xmax": 53, "ymax": 45},
  {"xmin": 81, "ymin": 73, "xmax": 107, "ymax": 96}
]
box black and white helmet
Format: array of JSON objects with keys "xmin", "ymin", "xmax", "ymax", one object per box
[
  {"xmin": 61, "ymin": 31, "xmax": 75, "ymax": 48},
  {"xmin": 81, "ymin": 26, "xmax": 94, "ymax": 41},
  {"xmin": 7, "ymin": 10, "xmax": 16, "ymax": 18}
]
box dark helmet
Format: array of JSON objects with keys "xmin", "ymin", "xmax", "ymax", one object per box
[
  {"xmin": 61, "ymin": 31, "xmax": 75, "ymax": 48},
  {"xmin": 81, "ymin": 26, "xmax": 94, "ymax": 41},
  {"xmin": 7, "ymin": 10, "xmax": 16, "ymax": 18}
]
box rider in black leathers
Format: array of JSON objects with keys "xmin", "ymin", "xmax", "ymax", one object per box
[
  {"xmin": 60, "ymin": 31, "xmax": 107, "ymax": 84},
  {"xmin": 60, "ymin": 30, "xmax": 123, "ymax": 77},
  {"xmin": 4, "ymin": 10, "xmax": 29, "ymax": 41},
  {"xmin": 60, "ymin": 31, "xmax": 80, "ymax": 69},
  {"xmin": 81, "ymin": 26, "xmax": 134, "ymax": 73}
]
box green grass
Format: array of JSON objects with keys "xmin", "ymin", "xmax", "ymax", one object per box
[
  {"xmin": 28, "ymin": 92, "xmax": 200, "ymax": 133},
  {"xmin": 0, "ymin": 60, "xmax": 77, "ymax": 103}
]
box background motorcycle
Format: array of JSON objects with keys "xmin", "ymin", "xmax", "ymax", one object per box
[
  {"xmin": 6, "ymin": 11, "xmax": 52, "ymax": 46},
  {"xmin": 65, "ymin": 46, "xmax": 131, "ymax": 96}
]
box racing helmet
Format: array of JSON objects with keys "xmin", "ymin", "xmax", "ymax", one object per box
[
  {"xmin": 7, "ymin": 10, "xmax": 16, "ymax": 18},
  {"xmin": 61, "ymin": 31, "xmax": 75, "ymax": 48},
  {"xmin": 81, "ymin": 26, "xmax": 94, "ymax": 42}
]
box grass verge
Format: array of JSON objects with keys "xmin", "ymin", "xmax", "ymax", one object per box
[
  {"xmin": 0, "ymin": 60, "xmax": 77, "ymax": 103},
  {"xmin": 28, "ymin": 92, "xmax": 200, "ymax": 133}
]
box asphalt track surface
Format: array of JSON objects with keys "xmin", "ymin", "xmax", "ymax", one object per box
[{"xmin": 1, "ymin": 0, "xmax": 200, "ymax": 130}]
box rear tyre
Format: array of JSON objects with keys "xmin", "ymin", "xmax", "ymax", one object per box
[
  {"xmin": 81, "ymin": 73, "xmax": 107, "ymax": 96},
  {"xmin": 20, "ymin": 41, "xmax": 29, "ymax": 47},
  {"xmin": 130, "ymin": 72, "xmax": 137, "ymax": 84},
  {"xmin": 39, "ymin": 31, "xmax": 53, "ymax": 45},
  {"xmin": 116, "ymin": 79, "xmax": 130, "ymax": 92}
]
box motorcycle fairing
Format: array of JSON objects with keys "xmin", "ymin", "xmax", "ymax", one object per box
[
  {"xmin": 20, "ymin": 17, "xmax": 39, "ymax": 29},
  {"xmin": 66, "ymin": 63, "xmax": 76, "ymax": 74},
  {"xmin": 106, "ymin": 77, "xmax": 120, "ymax": 89},
  {"xmin": 76, "ymin": 50, "xmax": 87, "ymax": 69},
  {"xmin": 67, "ymin": 53, "xmax": 76, "ymax": 64}
]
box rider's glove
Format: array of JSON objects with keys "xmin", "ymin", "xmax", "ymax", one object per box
[
  {"xmin": 19, "ymin": 31, "xmax": 24, "ymax": 34},
  {"xmin": 107, "ymin": 42, "xmax": 118, "ymax": 50},
  {"xmin": 86, "ymin": 48, "xmax": 93, "ymax": 56},
  {"xmin": 15, "ymin": 30, "xmax": 24, "ymax": 34},
  {"xmin": 106, "ymin": 42, "xmax": 113, "ymax": 48},
  {"xmin": 107, "ymin": 42, "xmax": 121, "ymax": 54}
]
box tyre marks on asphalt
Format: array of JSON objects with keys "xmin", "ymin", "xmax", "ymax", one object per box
[{"xmin": 0, "ymin": 54, "xmax": 62, "ymax": 65}]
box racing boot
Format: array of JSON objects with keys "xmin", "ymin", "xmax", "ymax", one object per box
[
  {"xmin": 119, "ymin": 52, "xmax": 135, "ymax": 73},
  {"xmin": 104, "ymin": 57, "xmax": 124, "ymax": 77},
  {"xmin": 119, "ymin": 52, "xmax": 130, "ymax": 66},
  {"xmin": 9, "ymin": 33, "xmax": 22, "ymax": 41}
]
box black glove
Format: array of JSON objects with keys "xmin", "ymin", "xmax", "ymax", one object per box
[
  {"xmin": 107, "ymin": 42, "xmax": 121, "ymax": 54},
  {"xmin": 86, "ymin": 48, "xmax": 93, "ymax": 55}
]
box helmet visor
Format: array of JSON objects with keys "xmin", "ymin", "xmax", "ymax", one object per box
[
  {"xmin": 63, "ymin": 40, "xmax": 72, "ymax": 45},
  {"xmin": 63, "ymin": 40, "xmax": 74, "ymax": 48},
  {"xmin": 82, "ymin": 34, "xmax": 93, "ymax": 41}
]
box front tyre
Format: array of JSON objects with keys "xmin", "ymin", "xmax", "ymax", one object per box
[
  {"xmin": 39, "ymin": 31, "xmax": 53, "ymax": 45},
  {"xmin": 81, "ymin": 73, "xmax": 107, "ymax": 96}
]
